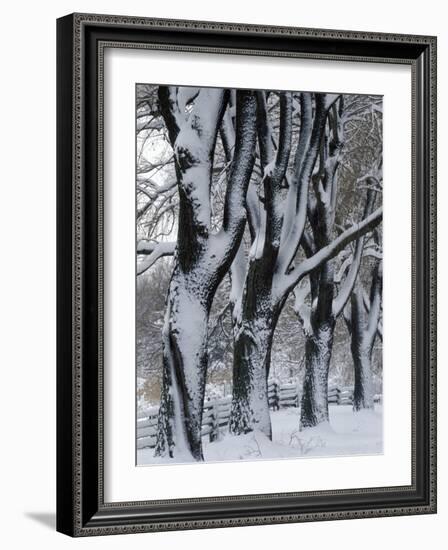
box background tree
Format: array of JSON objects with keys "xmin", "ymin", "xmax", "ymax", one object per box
[
  {"xmin": 343, "ymin": 229, "xmax": 383, "ymax": 411},
  {"xmin": 294, "ymin": 96, "xmax": 382, "ymax": 428}
]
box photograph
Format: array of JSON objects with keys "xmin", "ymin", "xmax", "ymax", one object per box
[{"xmin": 135, "ymin": 84, "xmax": 384, "ymax": 465}]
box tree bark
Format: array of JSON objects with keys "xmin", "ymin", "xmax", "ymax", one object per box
[
  {"xmin": 347, "ymin": 259, "xmax": 382, "ymax": 411},
  {"xmin": 230, "ymin": 307, "xmax": 276, "ymax": 438},
  {"xmin": 155, "ymin": 87, "xmax": 257, "ymax": 460},
  {"xmin": 156, "ymin": 265, "xmax": 210, "ymax": 459},
  {"xmin": 300, "ymin": 319, "xmax": 335, "ymax": 427},
  {"xmin": 352, "ymin": 342, "xmax": 375, "ymax": 410},
  {"xmin": 228, "ymin": 91, "xmax": 293, "ymax": 437},
  {"xmin": 229, "ymin": 262, "xmax": 283, "ymax": 437}
]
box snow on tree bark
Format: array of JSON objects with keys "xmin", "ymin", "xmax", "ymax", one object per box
[
  {"xmin": 230, "ymin": 305, "xmax": 280, "ymax": 438},
  {"xmin": 229, "ymin": 91, "xmax": 292, "ymax": 437},
  {"xmin": 156, "ymin": 264, "xmax": 210, "ymax": 459},
  {"xmin": 300, "ymin": 320, "xmax": 335, "ymax": 427},
  {"xmin": 155, "ymin": 87, "xmax": 258, "ymax": 460},
  {"xmin": 346, "ymin": 258, "xmax": 382, "ymax": 411},
  {"xmin": 350, "ymin": 286, "xmax": 375, "ymax": 410}
]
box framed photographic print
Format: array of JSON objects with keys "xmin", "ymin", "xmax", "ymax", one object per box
[{"xmin": 56, "ymin": 13, "xmax": 437, "ymax": 536}]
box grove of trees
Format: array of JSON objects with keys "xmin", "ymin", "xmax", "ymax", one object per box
[{"xmin": 136, "ymin": 84, "xmax": 383, "ymax": 462}]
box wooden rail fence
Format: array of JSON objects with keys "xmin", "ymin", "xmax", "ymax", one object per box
[{"xmin": 137, "ymin": 382, "xmax": 382, "ymax": 450}]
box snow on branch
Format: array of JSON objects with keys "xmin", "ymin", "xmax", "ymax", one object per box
[
  {"xmin": 343, "ymin": 276, "xmax": 383, "ymax": 346},
  {"xmin": 157, "ymin": 86, "xmax": 183, "ymax": 144},
  {"xmin": 281, "ymin": 206, "xmax": 383, "ymax": 296},
  {"xmin": 159, "ymin": 86, "xmax": 230, "ymax": 262},
  {"xmin": 218, "ymin": 90, "xmax": 258, "ymax": 249},
  {"xmin": 229, "ymin": 242, "xmax": 247, "ymax": 323},
  {"xmin": 332, "ymin": 189, "xmax": 377, "ymax": 317},
  {"xmin": 293, "ymin": 279, "xmax": 313, "ymax": 336},
  {"xmin": 177, "ymin": 88, "xmax": 200, "ymax": 113},
  {"xmin": 260, "ymin": 92, "xmax": 293, "ymax": 260},
  {"xmin": 136, "ymin": 240, "xmax": 176, "ymax": 276},
  {"xmin": 220, "ymin": 109, "xmax": 236, "ymax": 162},
  {"xmin": 278, "ymin": 93, "xmax": 339, "ymax": 274},
  {"xmin": 366, "ymin": 260, "xmax": 383, "ymax": 345}
]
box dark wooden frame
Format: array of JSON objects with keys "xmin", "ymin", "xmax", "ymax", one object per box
[{"xmin": 57, "ymin": 13, "xmax": 437, "ymax": 537}]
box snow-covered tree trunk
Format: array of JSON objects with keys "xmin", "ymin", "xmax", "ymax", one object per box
[
  {"xmin": 298, "ymin": 99, "xmax": 344, "ymax": 429},
  {"xmin": 298, "ymin": 98, "xmax": 379, "ymax": 429},
  {"xmin": 229, "ymin": 91, "xmax": 292, "ymax": 437},
  {"xmin": 350, "ymin": 288, "xmax": 375, "ymax": 410},
  {"xmin": 230, "ymin": 301, "xmax": 281, "ymax": 438},
  {"xmin": 300, "ymin": 319, "xmax": 335, "ymax": 427},
  {"xmin": 346, "ymin": 259, "xmax": 382, "ymax": 411},
  {"xmin": 156, "ymin": 263, "xmax": 210, "ymax": 459},
  {"xmin": 155, "ymin": 87, "xmax": 258, "ymax": 460}
]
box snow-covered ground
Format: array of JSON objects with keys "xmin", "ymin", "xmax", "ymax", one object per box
[{"xmin": 137, "ymin": 404, "xmax": 383, "ymax": 465}]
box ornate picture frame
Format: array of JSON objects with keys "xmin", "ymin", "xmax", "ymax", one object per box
[{"xmin": 57, "ymin": 13, "xmax": 436, "ymax": 536}]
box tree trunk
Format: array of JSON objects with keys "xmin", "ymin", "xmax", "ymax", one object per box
[
  {"xmin": 300, "ymin": 319, "xmax": 335, "ymax": 428},
  {"xmin": 350, "ymin": 286, "xmax": 375, "ymax": 411},
  {"xmin": 352, "ymin": 339, "xmax": 374, "ymax": 411},
  {"xmin": 228, "ymin": 91, "xmax": 293, "ymax": 438},
  {"xmin": 297, "ymin": 140, "xmax": 377, "ymax": 429},
  {"xmin": 230, "ymin": 307, "xmax": 277, "ymax": 438},
  {"xmin": 299, "ymin": 239, "xmax": 337, "ymax": 429},
  {"xmin": 155, "ymin": 267, "xmax": 210, "ymax": 460},
  {"xmin": 154, "ymin": 87, "xmax": 258, "ymax": 461}
]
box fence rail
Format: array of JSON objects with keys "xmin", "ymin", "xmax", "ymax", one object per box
[{"xmin": 137, "ymin": 383, "xmax": 382, "ymax": 450}]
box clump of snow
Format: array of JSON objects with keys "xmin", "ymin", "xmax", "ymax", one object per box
[{"xmin": 263, "ymin": 160, "xmax": 276, "ymax": 179}]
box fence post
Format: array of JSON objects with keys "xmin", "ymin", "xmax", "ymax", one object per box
[
  {"xmin": 209, "ymin": 401, "xmax": 220, "ymax": 442},
  {"xmin": 269, "ymin": 381, "xmax": 278, "ymax": 410}
]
